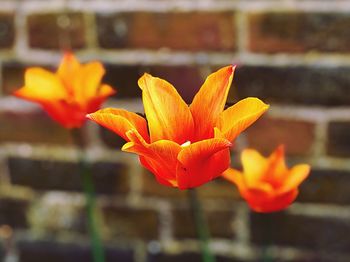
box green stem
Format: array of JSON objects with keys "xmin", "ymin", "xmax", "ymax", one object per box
[
  {"xmin": 71, "ymin": 129, "xmax": 105, "ymax": 262},
  {"xmin": 188, "ymin": 189, "xmax": 216, "ymax": 262}
]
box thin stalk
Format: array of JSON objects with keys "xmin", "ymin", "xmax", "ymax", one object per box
[
  {"xmin": 188, "ymin": 189, "xmax": 216, "ymax": 262},
  {"xmin": 71, "ymin": 129, "xmax": 105, "ymax": 262}
]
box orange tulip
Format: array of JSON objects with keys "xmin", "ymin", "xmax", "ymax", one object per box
[
  {"xmin": 223, "ymin": 145, "xmax": 310, "ymax": 212},
  {"xmin": 88, "ymin": 66, "xmax": 268, "ymax": 189},
  {"xmin": 13, "ymin": 52, "xmax": 115, "ymax": 128}
]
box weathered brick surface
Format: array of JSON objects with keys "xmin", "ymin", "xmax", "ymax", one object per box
[
  {"xmin": 249, "ymin": 12, "xmax": 350, "ymax": 53},
  {"xmin": 251, "ymin": 212, "xmax": 350, "ymax": 253},
  {"xmin": 245, "ymin": 116, "xmax": 315, "ymax": 156},
  {"xmin": 298, "ymin": 169, "xmax": 350, "ymax": 205},
  {"xmin": 148, "ymin": 252, "xmax": 245, "ymax": 262},
  {"xmin": 27, "ymin": 13, "xmax": 86, "ymax": 50},
  {"xmin": 230, "ymin": 66, "xmax": 350, "ymax": 106},
  {"xmin": 18, "ymin": 240, "xmax": 134, "ymax": 262},
  {"xmin": 2, "ymin": 63, "xmax": 26, "ymax": 95},
  {"xmin": 97, "ymin": 12, "xmax": 236, "ymax": 51},
  {"xmin": 0, "ymin": 13, "xmax": 15, "ymax": 49},
  {"xmin": 102, "ymin": 206, "xmax": 159, "ymax": 240},
  {"xmin": 0, "ymin": 110, "xmax": 72, "ymax": 144},
  {"xmin": 8, "ymin": 158, "xmax": 129, "ymax": 195},
  {"xmin": 0, "ymin": 198, "xmax": 29, "ymax": 228},
  {"xmin": 173, "ymin": 207, "xmax": 235, "ymax": 239},
  {"xmin": 327, "ymin": 121, "xmax": 350, "ymax": 157},
  {"xmin": 99, "ymin": 126, "xmax": 126, "ymax": 150},
  {"xmin": 103, "ymin": 65, "xmax": 204, "ymax": 102}
]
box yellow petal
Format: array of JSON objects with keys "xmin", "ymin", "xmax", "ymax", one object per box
[
  {"xmin": 280, "ymin": 164, "xmax": 310, "ymax": 193},
  {"xmin": 217, "ymin": 97, "xmax": 269, "ymax": 141},
  {"xmin": 190, "ymin": 66, "xmax": 235, "ymax": 140},
  {"xmin": 57, "ymin": 52, "xmax": 81, "ymax": 84},
  {"xmin": 222, "ymin": 168, "xmax": 246, "ymax": 191},
  {"xmin": 138, "ymin": 73, "xmax": 194, "ymax": 144},
  {"xmin": 14, "ymin": 68, "xmax": 66, "ymax": 102},
  {"xmin": 241, "ymin": 149, "xmax": 268, "ymax": 187},
  {"xmin": 176, "ymin": 138, "xmax": 231, "ymax": 189},
  {"xmin": 87, "ymin": 108, "xmax": 149, "ymax": 142}
]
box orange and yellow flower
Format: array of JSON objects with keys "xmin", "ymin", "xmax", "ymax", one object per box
[
  {"xmin": 13, "ymin": 52, "xmax": 115, "ymax": 128},
  {"xmin": 88, "ymin": 66, "xmax": 268, "ymax": 189},
  {"xmin": 223, "ymin": 145, "xmax": 310, "ymax": 212}
]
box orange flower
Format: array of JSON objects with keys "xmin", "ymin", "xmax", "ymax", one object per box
[
  {"xmin": 88, "ymin": 66, "xmax": 268, "ymax": 189},
  {"xmin": 223, "ymin": 145, "xmax": 310, "ymax": 213},
  {"xmin": 13, "ymin": 52, "xmax": 115, "ymax": 128}
]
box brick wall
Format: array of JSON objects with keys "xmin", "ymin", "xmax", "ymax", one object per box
[{"xmin": 1, "ymin": 0, "xmax": 350, "ymax": 261}]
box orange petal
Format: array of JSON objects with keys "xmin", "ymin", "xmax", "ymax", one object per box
[
  {"xmin": 87, "ymin": 108, "xmax": 149, "ymax": 142},
  {"xmin": 222, "ymin": 168, "xmax": 246, "ymax": 192},
  {"xmin": 86, "ymin": 84, "xmax": 116, "ymax": 113},
  {"xmin": 176, "ymin": 138, "xmax": 231, "ymax": 189},
  {"xmin": 123, "ymin": 130, "xmax": 181, "ymax": 187},
  {"xmin": 73, "ymin": 62, "xmax": 106, "ymax": 104},
  {"xmin": 190, "ymin": 66, "xmax": 235, "ymax": 140},
  {"xmin": 241, "ymin": 149, "xmax": 268, "ymax": 188},
  {"xmin": 14, "ymin": 68, "xmax": 67, "ymax": 102},
  {"xmin": 57, "ymin": 52, "xmax": 81, "ymax": 85},
  {"xmin": 244, "ymin": 188, "xmax": 298, "ymax": 213},
  {"xmin": 216, "ymin": 97, "xmax": 269, "ymax": 142},
  {"xmin": 41, "ymin": 100, "xmax": 86, "ymax": 128},
  {"xmin": 279, "ymin": 164, "xmax": 310, "ymax": 193},
  {"xmin": 138, "ymin": 73, "xmax": 194, "ymax": 144}
]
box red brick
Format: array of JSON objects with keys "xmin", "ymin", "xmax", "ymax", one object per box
[
  {"xmin": 327, "ymin": 121, "xmax": 350, "ymax": 157},
  {"xmin": 251, "ymin": 211, "xmax": 350, "ymax": 254},
  {"xmin": 249, "ymin": 12, "xmax": 350, "ymax": 53},
  {"xmin": 244, "ymin": 116, "xmax": 315, "ymax": 156},
  {"xmin": 102, "ymin": 206, "xmax": 159, "ymax": 240},
  {"xmin": 97, "ymin": 12, "xmax": 236, "ymax": 51},
  {"xmin": 18, "ymin": 240, "xmax": 134, "ymax": 262},
  {"xmin": 229, "ymin": 65, "xmax": 350, "ymax": 106},
  {"xmin": 0, "ymin": 197, "xmax": 29, "ymax": 228},
  {"xmin": 173, "ymin": 207, "xmax": 235, "ymax": 239},
  {"xmin": 0, "ymin": 13, "xmax": 15, "ymax": 49},
  {"xmin": 0, "ymin": 111, "xmax": 72, "ymax": 145},
  {"xmin": 27, "ymin": 13, "xmax": 86, "ymax": 50},
  {"xmin": 298, "ymin": 169, "xmax": 350, "ymax": 205},
  {"xmin": 8, "ymin": 158, "xmax": 129, "ymax": 195}
]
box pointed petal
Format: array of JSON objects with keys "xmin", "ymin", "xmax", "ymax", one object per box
[
  {"xmin": 190, "ymin": 66, "xmax": 235, "ymax": 140},
  {"xmin": 222, "ymin": 168, "xmax": 246, "ymax": 192},
  {"xmin": 123, "ymin": 130, "xmax": 182, "ymax": 187},
  {"xmin": 73, "ymin": 62, "xmax": 106, "ymax": 104},
  {"xmin": 14, "ymin": 68, "xmax": 67, "ymax": 102},
  {"xmin": 57, "ymin": 52, "xmax": 81, "ymax": 84},
  {"xmin": 86, "ymin": 84, "xmax": 116, "ymax": 113},
  {"xmin": 241, "ymin": 149, "xmax": 268, "ymax": 187},
  {"xmin": 138, "ymin": 73, "xmax": 194, "ymax": 144},
  {"xmin": 87, "ymin": 108, "xmax": 149, "ymax": 142},
  {"xmin": 280, "ymin": 164, "xmax": 310, "ymax": 193},
  {"xmin": 217, "ymin": 97, "xmax": 269, "ymax": 141},
  {"xmin": 176, "ymin": 138, "xmax": 231, "ymax": 189}
]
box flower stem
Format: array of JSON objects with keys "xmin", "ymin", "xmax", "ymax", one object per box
[
  {"xmin": 188, "ymin": 189, "xmax": 216, "ymax": 262},
  {"xmin": 71, "ymin": 129, "xmax": 105, "ymax": 262}
]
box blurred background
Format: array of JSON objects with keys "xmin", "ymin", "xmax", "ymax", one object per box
[{"xmin": 0, "ymin": 0, "xmax": 350, "ymax": 261}]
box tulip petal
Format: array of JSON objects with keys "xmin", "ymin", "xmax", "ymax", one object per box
[
  {"xmin": 87, "ymin": 108, "xmax": 149, "ymax": 142},
  {"xmin": 217, "ymin": 97, "xmax": 269, "ymax": 142},
  {"xmin": 244, "ymin": 188, "xmax": 298, "ymax": 213},
  {"xmin": 241, "ymin": 149, "xmax": 268, "ymax": 188},
  {"xmin": 280, "ymin": 164, "xmax": 310, "ymax": 193},
  {"xmin": 222, "ymin": 168, "xmax": 246, "ymax": 191},
  {"xmin": 190, "ymin": 66, "xmax": 234, "ymax": 140},
  {"xmin": 176, "ymin": 138, "xmax": 231, "ymax": 189},
  {"xmin": 14, "ymin": 68, "xmax": 67, "ymax": 102},
  {"xmin": 57, "ymin": 52, "xmax": 81, "ymax": 85},
  {"xmin": 86, "ymin": 84, "xmax": 116, "ymax": 113},
  {"xmin": 74, "ymin": 62, "xmax": 106, "ymax": 104},
  {"xmin": 123, "ymin": 130, "xmax": 181, "ymax": 187},
  {"xmin": 138, "ymin": 73, "xmax": 194, "ymax": 144}
]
